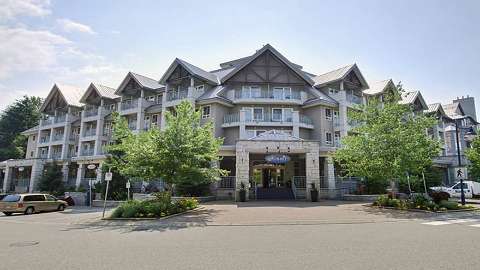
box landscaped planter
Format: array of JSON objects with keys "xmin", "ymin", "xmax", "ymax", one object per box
[
  {"xmin": 343, "ymin": 194, "xmax": 382, "ymax": 202},
  {"xmin": 92, "ymin": 200, "xmax": 125, "ymax": 208},
  {"xmin": 371, "ymin": 205, "xmax": 478, "ymax": 213}
]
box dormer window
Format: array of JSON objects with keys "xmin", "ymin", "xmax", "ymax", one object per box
[
  {"xmin": 325, "ymin": 109, "xmax": 332, "ymax": 120},
  {"xmin": 328, "ymin": 88, "xmax": 339, "ymax": 94},
  {"xmin": 202, "ymin": 106, "xmax": 211, "ymax": 119},
  {"xmin": 196, "ymin": 85, "xmax": 205, "ymax": 91}
]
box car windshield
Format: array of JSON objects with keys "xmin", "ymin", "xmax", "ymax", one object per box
[{"xmin": 2, "ymin": 195, "xmax": 21, "ymax": 202}]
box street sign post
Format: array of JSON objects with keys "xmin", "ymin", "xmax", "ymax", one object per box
[
  {"xmin": 126, "ymin": 181, "xmax": 131, "ymax": 200},
  {"xmin": 102, "ymin": 169, "xmax": 112, "ymax": 218},
  {"xmin": 454, "ymin": 167, "xmax": 467, "ymax": 180}
]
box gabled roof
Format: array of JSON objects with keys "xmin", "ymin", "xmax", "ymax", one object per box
[
  {"xmin": 159, "ymin": 58, "xmax": 219, "ymax": 85},
  {"xmin": 220, "ymin": 44, "xmax": 315, "ymax": 85},
  {"xmin": 21, "ymin": 125, "xmax": 39, "ymax": 135},
  {"xmin": 115, "ymin": 72, "xmax": 163, "ymax": 95},
  {"xmin": 312, "ymin": 64, "xmax": 369, "ymax": 89},
  {"xmin": 443, "ymin": 102, "xmax": 465, "ymax": 118},
  {"xmin": 248, "ymin": 130, "xmax": 303, "ymax": 141},
  {"xmin": 302, "ymin": 86, "xmax": 338, "ymax": 106},
  {"xmin": 399, "ymin": 91, "xmax": 428, "ymax": 110},
  {"xmin": 80, "ymin": 83, "xmax": 119, "ymax": 103},
  {"xmin": 425, "ymin": 103, "xmax": 449, "ymax": 118},
  {"xmin": 363, "ymin": 79, "xmax": 396, "ymax": 95},
  {"xmin": 40, "ymin": 84, "xmax": 84, "ymax": 112}
]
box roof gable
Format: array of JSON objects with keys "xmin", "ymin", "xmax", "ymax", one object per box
[
  {"xmin": 363, "ymin": 79, "xmax": 396, "ymax": 96},
  {"xmin": 220, "ymin": 44, "xmax": 315, "ymax": 85},
  {"xmin": 80, "ymin": 83, "xmax": 119, "ymax": 104},
  {"xmin": 159, "ymin": 58, "xmax": 219, "ymax": 85},
  {"xmin": 313, "ymin": 64, "xmax": 369, "ymax": 89},
  {"xmin": 115, "ymin": 72, "xmax": 163, "ymax": 95},
  {"xmin": 400, "ymin": 91, "xmax": 428, "ymax": 110},
  {"xmin": 40, "ymin": 84, "xmax": 83, "ymax": 113}
]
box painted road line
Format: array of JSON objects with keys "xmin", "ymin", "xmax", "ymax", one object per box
[
  {"xmin": 422, "ymin": 219, "xmax": 478, "ymax": 226},
  {"xmin": 469, "ymin": 224, "xmax": 480, "ymax": 228}
]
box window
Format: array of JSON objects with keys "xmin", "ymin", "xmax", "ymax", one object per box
[
  {"xmin": 273, "ymin": 87, "xmax": 284, "ymax": 99},
  {"xmin": 334, "ymin": 131, "xmax": 341, "ymax": 146},
  {"xmin": 255, "ymin": 130, "xmax": 265, "ymax": 136},
  {"xmin": 251, "ymin": 86, "xmax": 261, "ymax": 98},
  {"xmin": 2, "ymin": 195, "xmax": 21, "ymax": 202},
  {"xmin": 325, "ymin": 132, "xmax": 333, "ymax": 145},
  {"xmin": 246, "ymin": 130, "xmax": 255, "ymax": 138},
  {"xmin": 202, "ymin": 106, "xmax": 211, "ymax": 119},
  {"xmin": 152, "ymin": 114, "xmax": 158, "ymax": 127},
  {"xmin": 272, "ymin": 108, "xmax": 283, "ymax": 122},
  {"xmin": 325, "ymin": 109, "xmax": 332, "ymax": 120},
  {"xmin": 156, "ymin": 94, "xmax": 163, "ymax": 104},
  {"xmin": 333, "ymin": 110, "xmax": 339, "ymax": 119},
  {"xmin": 32, "ymin": 135, "xmax": 36, "ymax": 141},
  {"xmin": 328, "ymin": 88, "xmax": 339, "ymax": 94},
  {"xmin": 253, "ymin": 108, "xmax": 263, "ymax": 121},
  {"xmin": 46, "ymin": 195, "xmax": 56, "ymax": 201},
  {"xmin": 284, "ymin": 108, "xmax": 293, "ymax": 122},
  {"xmin": 23, "ymin": 195, "xmax": 45, "ymax": 202},
  {"xmin": 30, "ymin": 151, "xmax": 34, "ymax": 157},
  {"xmin": 196, "ymin": 85, "xmax": 205, "ymax": 92}
]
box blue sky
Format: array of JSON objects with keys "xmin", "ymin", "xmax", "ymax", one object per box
[{"xmin": 0, "ymin": 0, "xmax": 479, "ymax": 116}]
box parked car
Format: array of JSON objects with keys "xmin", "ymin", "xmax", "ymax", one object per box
[
  {"xmin": 0, "ymin": 194, "xmax": 6, "ymax": 201},
  {"xmin": 0, "ymin": 193, "xmax": 68, "ymax": 216},
  {"xmin": 430, "ymin": 181, "xmax": 480, "ymax": 199}
]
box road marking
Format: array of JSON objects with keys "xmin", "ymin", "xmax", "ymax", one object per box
[
  {"xmin": 469, "ymin": 224, "xmax": 480, "ymax": 228},
  {"xmin": 422, "ymin": 219, "xmax": 478, "ymax": 226}
]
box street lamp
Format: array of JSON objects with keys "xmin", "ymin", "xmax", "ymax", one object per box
[{"xmin": 454, "ymin": 117, "xmax": 475, "ymax": 205}]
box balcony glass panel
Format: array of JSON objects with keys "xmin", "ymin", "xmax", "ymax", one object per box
[{"xmin": 121, "ymin": 99, "xmax": 138, "ymax": 110}]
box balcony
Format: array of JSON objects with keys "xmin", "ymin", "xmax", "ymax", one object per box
[
  {"xmin": 81, "ymin": 149, "xmax": 94, "ymax": 156},
  {"xmin": 39, "ymin": 136, "xmax": 50, "ymax": 144},
  {"xmin": 167, "ymin": 89, "xmax": 189, "ymax": 101},
  {"xmin": 52, "ymin": 134, "xmax": 64, "ymax": 142},
  {"xmin": 84, "ymin": 107, "xmax": 98, "ymax": 117},
  {"xmin": 121, "ymin": 100, "xmax": 138, "ymax": 110},
  {"xmin": 223, "ymin": 112, "xmax": 313, "ymax": 128},
  {"xmin": 83, "ymin": 129, "xmax": 96, "ymax": 137},
  {"xmin": 40, "ymin": 118, "xmax": 53, "ymax": 126},
  {"xmin": 346, "ymin": 94, "xmax": 363, "ymax": 105},
  {"xmin": 128, "ymin": 122, "xmax": 137, "ymax": 131},
  {"xmin": 233, "ymin": 89, "xmax": 303, "ymax": 104},
  {"xmin": 69, "ymin": 134, "xmax": 79, "ymax": 141},
  {"xmin": 51, "ymin": 152, "xmax": 62, "ymax": 159},
  {"xmin": 54, "ymin": 114, "xmax": 66, "ymax": 124},
  {"xmin": 38, "ymin": 153, "xmax": 48, "ymax": 159}
]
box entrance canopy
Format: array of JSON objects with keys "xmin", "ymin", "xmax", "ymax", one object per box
[{"xmin": 249, "ymin": 130, "xmax": 303, "ymax": 141}]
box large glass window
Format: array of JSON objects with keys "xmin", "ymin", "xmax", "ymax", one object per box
[
  {"xmin": 273, "ymin": 87, "xmax": 284, "ymax": 99},
  {"xmin": 272, "ymin": 108, "xmax": 283, "ymax": 121},
  {"xmin": 284, "ymin": 108, "xmax": 293, "ymax": 122},
  {"xmin": 251, "ymin": 86, "xmax": 261, "ymax": 98},
  {"xmin": 253, "ymin": 108, "xmax": 264, "ymax": 120}
]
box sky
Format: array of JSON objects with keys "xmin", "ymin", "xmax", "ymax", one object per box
[{"xmin": 0, "ymin": 0, "xmax": 479, "ymax": 117}]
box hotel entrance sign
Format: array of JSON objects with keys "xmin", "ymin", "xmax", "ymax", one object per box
[{"xmin": 265, "ymin": 154, "xmax": 290, "ymax": 164}]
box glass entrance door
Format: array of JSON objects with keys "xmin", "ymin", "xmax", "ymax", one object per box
[{"xmin": 262, "ymin": 167, "xmax": 285, "ymax": 188}]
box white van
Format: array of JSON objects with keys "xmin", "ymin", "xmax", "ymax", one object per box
[{"xmin": 431, "ymin": 181, "xmax": 480, "ymax": 199}]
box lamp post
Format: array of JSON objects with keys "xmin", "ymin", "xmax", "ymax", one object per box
[{"xmin": 454, "ymin": 117, "xmax": 475, "ymax": 206}]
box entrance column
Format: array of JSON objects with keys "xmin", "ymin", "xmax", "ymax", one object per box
[
  {"xmin": 62, "ymin": 163, "xmax": 69, "ymax": 182},
  {"xmin": 235, "ymin": 149, "xmax": 249, "ymax": 201},
  {"xmin": 76, "ymin": 163, "xmax": 85, "ymax": 188},
  {"xmin": 3, "ymin": 167, "xmax": 12, "ymax": 192},
  {"xmin": 305, "ymin": 149, "xmax": 320, "ymax": 201},
  {"xmin": 30, "ymin": 160, "xmax": 44, "ymax": 192},
  {"xmin": 326, "ymin": 156, "xmax": 337, "ymax": 198}
]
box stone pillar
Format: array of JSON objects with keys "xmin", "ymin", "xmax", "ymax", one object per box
[
  {"xmin": 235, "ymin": 149, "xmax": 250, "ymax": 201},
  {"xmin": 161, "ymin": 85, "xmax": 168, "ymax": 130},
  {"xmin": 239, "ymin": 110, "xmax": 247, "ymax": 139},
  {"xmin": 339, "ymin": 81, "xmax": 348, "ymax": 137},
  {"xmin": 62, "ymin": 163, "xmax": 69, "ymax": 183},
  {"xmin": 61, "ymin": 123, "xmax": 71, "ymax": 159},
  {"xmin": 292, "ymin": 111, "xmax": 300, "ymax": 137},
  {"xmin": 305, "ymin": 150, "xmax": 320, "ymax": 200},
  {"xmin": 94, "ymin": 106, "xmax": 104, "ymax": 156},
  {"xmin": 29, "ymin": 160, "xmax": 44, "ymax": 192},
  {"xmin": 326, "ymin": 156, "xmax": 336, "ymax": 198},
  {"xmin": 96, "ymin": 163, "xmax": 103, "ymax": 182},
  {"xmin": 2, "ymin": 167, "xmax": 11, "ymax": 192},
  {"xmin": 75, "ymin": 163, "xmax": 85, "ymax": 188}
]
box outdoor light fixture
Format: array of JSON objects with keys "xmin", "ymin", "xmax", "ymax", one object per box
[{"xmin": 18, "ymin": 167, "xmax": 24, "ymax": 172}]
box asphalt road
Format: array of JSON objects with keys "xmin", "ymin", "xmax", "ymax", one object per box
[{"xmin": 0, "ymin": 202, "xmax": 479, "ymax": 270}]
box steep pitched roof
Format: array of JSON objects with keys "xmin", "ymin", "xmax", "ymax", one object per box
[
  {"xmin": 363, "ymin": 79, "xmax": 395, "ymax": 95},
  {"xmin": 312, "ymin": 64, "xmax": 369, "ymax": 89},
  {"xmin": 220, "ymin": 44, "xmax": 315, "ymax": 85},
  {"xmin": 115, "ymin": 72, "xmax": 163, "ymax": 95},
  {"xmin": 159, "ymin": 58, "xmax": 219, "ymax": 85},
  {"xmin": 21, "ymin": 125, "xmax": 39, "ymax": 135},
  {"xmin": 443, "ymin": 103, "xmax": 465, "ymax": 118},
  {"xmin": 425, "ymin": 103, "xmax": 449, "ymax": 118},
  {"xmin": 40, "ymin": 84, "xmax": 84, "ymax": 112},
  {"xmin": 302, "ymin": 86, "xmax": 338, "ymax": 106},
  {"xmin": 80, "ymin": 83, "xmax": 119, "ymax": 103},
  {"xmin": 400, "ymin": 91, "xmax": 428, "ymax": 110}
]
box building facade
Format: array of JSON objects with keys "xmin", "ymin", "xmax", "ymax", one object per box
[{"xmin": 0, "ymin": 44, "xmax": 478, "ymax": 199}]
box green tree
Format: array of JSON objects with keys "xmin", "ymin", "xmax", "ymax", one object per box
[
  {"xmin": 38, "ymin": 163, "xmax": 65, "ymax": 196},
  {"xmin": 0, "ymin": 96, "xmax": 42, "ymax": 161},
  {"xmin": 107, "ymin": 101, "xmax": 226, "ymax": 196},
  {"xmin": 466, "ymin": 136, "xmax": 480, "ymax": 180},
  {"xmin": 334, "ymin": 92, "xmax": 441, "ymax": 193}
]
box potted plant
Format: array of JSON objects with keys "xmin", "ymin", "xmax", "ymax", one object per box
[
  {"xmin": 239, "ymin": 182, "xmax": 247, "ymax": 202},
  {"xmin": 310, "ymin": 183, "xmax": 318, "ymax": 202}
]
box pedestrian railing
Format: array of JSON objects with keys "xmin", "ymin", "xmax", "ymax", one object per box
[{"xmin": 217, "ymin": 176, "xmax": 236, "ymax": 189}]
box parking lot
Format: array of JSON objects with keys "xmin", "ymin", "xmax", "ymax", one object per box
[{"xmin": 1, "ymin": 201, "xmax": 480, "ymax": 270}]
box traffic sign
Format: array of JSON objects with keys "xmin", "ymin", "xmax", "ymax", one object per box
[
  {"xmin": 87, "ymin": 164, "xmax": 96, "ymax": 170},
  {"xmin": 455, "ymin": 167, "xmax": 467, "ymax": 180},
  {"xmin": 126, "ymin": 181, "xmax": 130, "ymax": 189},
  {"xmin": 105, "ymin": 172, "xmax": 113, "ymax": 181}
]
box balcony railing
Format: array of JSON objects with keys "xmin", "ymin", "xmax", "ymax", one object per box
[
  {"xmin": 41, "ymin": 118, "xmax": 53, "ymax": 126},
  {"xmin": 234, "ymin": 89, "xmax": 301, "ymax": 100},
  {"xmin": 292, "ymin": 176, "xmax": 306, "ymax": 189},
  {"xmin": 347, "ymin": 94, "xmax": 363, "ymax": 104},
  {"xmin": 167, "ymin": 89, "xmax": 189, "ymax": 101},
  {"xmin": 51, "ymin": 152, "xmax": 62, "ymax": 159},
  {"xmin": 67, "ymin": 151, "xmax": 76, "ymax": 158},
  {"xmin": 69, "ymin": 134, "xmax": 79, "ymax": 141},
  {"xmin": 38, "ymin": 153, "xmax": 48, "ymax": 159},
  {"xmin": 54, "ymin": 114, "xmax": 66, "ymax": 123},
  {"xmin": 81, "ymin": 149, "xmax": 94, "ymax": 156},
  {"xmin": 300, "ymin": 115, "xmax": 313, "ymax": 125},
  {"xmin": 223, "ymin": 113, "xmax": 312, "ymax": 126},
  {"xmin": 121, "ymin": 99, "xmax": 138, "ymax": 110},
  {"xmin": 217, "ymin": 176, "xmax": 236, "ymax": 189},
  {"xmin": 84, "ymin": 108, "xmax": 98, "ymax": 117},
  {"xmin": 84, "ymin": 129, "xmax": 96, "ymax": 137},
  {"xmin": 128, "ymin": 122, "xmax": 137, "ymax": 130},
  {"xmin": 39, "ymin": 136, "xmax": 50, "ymax": 143},
  {"xmin": 52, "ymin": 134, "xmax": 64, "ymax": 142}
]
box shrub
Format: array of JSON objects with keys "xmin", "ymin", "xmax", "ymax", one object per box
[
  {"xmin": 438, "ymin": 200, "xmax": 460, "ymax": 210},
  {"xmin": 410, "ymin": 194, "xmax": 430, "ymax": 209},
  {"xmin": 374, "ymin": 195, "xmax": 389, "ymax": 207},
  {"xmin": 430, "ymin": 191, "xmax": 450, "ymax": 204}
]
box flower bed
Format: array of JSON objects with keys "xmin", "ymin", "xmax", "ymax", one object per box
[
  {"xmin": 372, "ymin": 194, "xmax": 475, "ymax": 212},
  {"xmin": 110, "ymin": 192, "xmax": 198, "ymax": 219}
]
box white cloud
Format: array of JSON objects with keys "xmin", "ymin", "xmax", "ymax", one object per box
[
  {"xmin": 0, "ymin": 26, "xmax": 71, "ymax": 79},
  {"xmin": 57, "ymin": 18, "xmax": 96, "ymax": 34},
  {"xmin": 0, "ymin": 0, "xmax": 51, "ymax": 21}
]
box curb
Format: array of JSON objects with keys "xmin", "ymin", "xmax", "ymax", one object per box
[
  {"xmin": 369, "ymin": 205, "xmax": 478, "ymax": 213},
  {"xmin": 101, "ymin": 206, "xmax": 203, "ymax": 221}
]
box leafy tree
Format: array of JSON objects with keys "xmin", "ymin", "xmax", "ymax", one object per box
[
  {"xmin": 107, "ymin": 101, "xmax": 226, "ymax": 196},
  {"xmin": 466, "ymin": 135, "xmax": 480, "ymax": 180},
  {"xmin": 0, "ymin": 96, "xmax": 42, "ymax": 161},
  {"xmin": 38, "ymin": 163, "xmax": 64, "ymax": 196},
  {"xmin": 335, "ymin": 91, "xmax": 441, "ymax": 193}
]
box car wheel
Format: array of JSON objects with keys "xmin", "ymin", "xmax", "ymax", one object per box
[
  {"xmin": 3, "ymin": 212, "xmax": 12, "ymax": 216},
  {"xmin": 24, "ymin": 207, "xmax": 34, "ymax": 215},
  {"xmin": 57, "ymin": 204, "xmax": 65, "ymax": 211}
]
